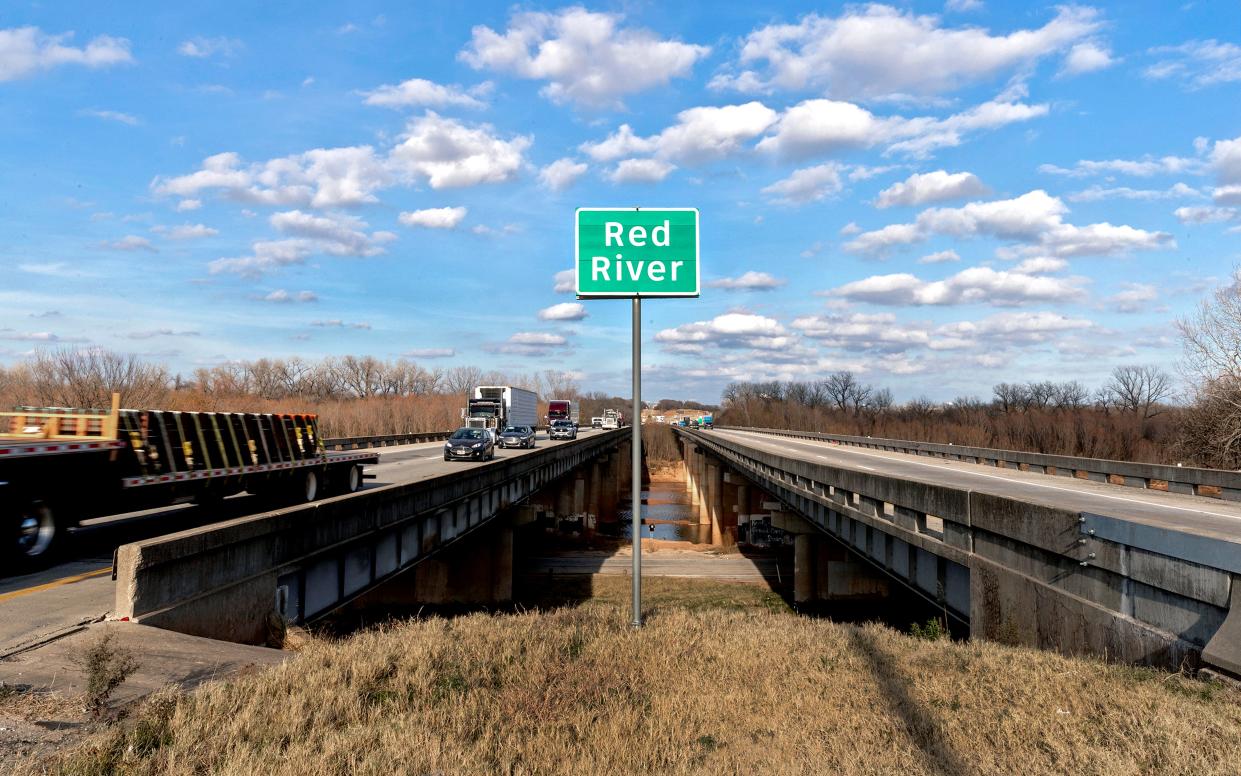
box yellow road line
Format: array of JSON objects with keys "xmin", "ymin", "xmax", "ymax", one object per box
[{"xmin": 0, "ymin": 567, "xmax": 112, "ymax": 603}]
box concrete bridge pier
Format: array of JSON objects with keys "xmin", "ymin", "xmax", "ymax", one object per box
[
  {"xmin": 706, "ymin": 459, "xmax": 723, "ymax": 544},
  {"xmin": 356, "ymin": 518, "xmax": 515, "ymax": 608},
  {"xmin": 772, "ymin": 511, "xmax": 889, "ymax": 607}
]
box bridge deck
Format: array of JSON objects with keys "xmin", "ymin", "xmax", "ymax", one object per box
[{"xmin": 716, "ymin": 429, "xmax": 1241, "ymax": 546}]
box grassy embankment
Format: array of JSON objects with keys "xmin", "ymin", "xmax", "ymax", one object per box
[{"xmin": 17, "ymin": 576, "xmax": 1241, "ymax": 775}]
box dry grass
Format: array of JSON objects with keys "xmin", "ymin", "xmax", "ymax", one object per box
[{"xmin": 17, "ymin": 577, "xmax": 1241, "ymax": 775}]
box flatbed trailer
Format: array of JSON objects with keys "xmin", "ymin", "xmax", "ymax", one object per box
[{"xmin": 1, "ymin": 394, "xmax": 378, "ymax": 567}]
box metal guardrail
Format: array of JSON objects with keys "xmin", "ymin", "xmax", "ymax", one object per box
[
  {"xmin": 720, "ymin": 426, "xmax": 1241, "ymax": 500},
  {"xmin": 322, "ymin": 431, "xmax": 453, "ymax": 450}
]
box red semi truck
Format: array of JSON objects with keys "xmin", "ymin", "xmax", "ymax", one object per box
[{"xmin": 1, "ymin": 394, "xmax": 378, "ymax": 568}]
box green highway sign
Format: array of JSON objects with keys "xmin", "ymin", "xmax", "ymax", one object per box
[{"xmin": 575, "ymin": 208, "xmax": 699, "ymax": 298}]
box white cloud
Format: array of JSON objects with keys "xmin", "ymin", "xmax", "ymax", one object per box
[
  {"xmin": 945, "ymin": 0, "xmax": 984, "ymax": 11},
  {"xmin": 177, "ymin": 37, "xmax": 240, "ymax": 58},
  {"xmin": 828, "ymin": 265, "xmax": 1087, "ymax": 307},
  {"xmin": 79, "ymin": 108, "xmax": 139, "ymax": 125},
  {"xmin": 608, "ymin": 158, "xmax": 675, "ymax": 184},
  {"xmin": 538, "ymin": 302, "xmax": 589, "ymax": 321},
  {"xmin": 553, "ymin": 269, "xmax": 575, "ymax": 293},
  {"xmin": 843, "ymin": 222, "xmax": 924, "ymax": 255},
  {"xmin": 539, "ymin": 158, "xmax": 588, "ymax": 191},
  {"xmin": 1105, "ymin": 283, "xmax": 1159, "ymax": 313},
  {"xmin": 152, "ymin": 147, "xmax": 391, "ymax": 208},
  {"xmin": 403, "ymin": 347, "xmax": 455, "ymax": 359},
  {"xmin": 210, "ymin": 211, "xmax": 395, "ymax": 277},
  {"xmin": 486, "ymin": 331, "xmax": 570, "ymax": 356},
  {"xmin": 792, "ymin": 311, "xmax": 931, "ymax": 352},
  {"xmin": 362, "ymin": 77, "xmax": 486, "ymax": 109},
  {"xmin": 389, "ymin": 112, "xmax": 529, "ymax": 189},
  {"xmin": 1061, "ymin": 42, "xmax": 1114, "ymax": 75},
  {"xmin": 460, "ymin": 7, "xmax": 709, "ymax": 108},
  {"xmin": 0, "ymin": 26, "xmax": 133, "ymax": 81},
  {"xmin": 1067, "ymin": 183, "xmax": 1201, "ymax": 202},
  {"xmin": 761, "ymin": 163, "xmax": 844, "ymax": 204},
  {"xmin": 1011, "ymin": 256, "xmax": 1067, "ymax": 274},
  {"xmin": 1212, "ymin": 135, "xmax": 1241, "ymax": 185},
  {"xmin": 471, "ymin": 223, "xmax": 521, "ymax": 237},
  {"xmin": 706, "ymin": 271, "xmax": 786, "ymax": 291},
  {"xmin": 582, "ymin": 102, "xmax": 779, "ymax": 164},
  {"xmin": 936, "ymin": 310, "xmax": 1094, "ymax": 346},
  {"xmin": 847, "ymin": 190, "xmax": 1173, "ymax": 258},
  {"xmin": 1039, "ymin": 156, "xmax": 1203, "ymax": 177},
  {"xmin": 710, "ymin": 5, "xmax": 1100, "ymax": 99},
  {"xmin": 399, "ymin": 206, "xmax": 467, "ymax": 229},
  {"xmin": 1174, "ymin": 205, "xmax": 1238, "ymax": 224},
  {"xmin": 1145, "ymin": 40, "xmax": 1241, "ymax": 88},
  {"xmin": 756, "ymin": 96, "xmax": 1047, "ymax": 159},
  {"xmin": 1215, "ymin": 186, "xmax": 1241, "ymax": 206},
  {"xmin": 917, "ymin": 249, "xmax": 960, "ymax": 264},
  {"xmin": 261, "ymin": 289, "xmax": 318, "ymax": 303},
  {"xmin": 311, "ymin": 319, "xmax": 371, "ymax": 330},
  {"xmin": 175, "ymin": 199, "xmax": 202, "ymax": 212},
  {"xmin": 876, "ymin": 170, "xmax": 988, "ymax": 208},
  {"xmin": 839, "ymin": 222, "xmax": 862, "ymax": 236},
  {"xmin": 655, "ymin": 313, "xmax": 791, "ymax": 353},
  {"xmin": 151, "ymin": 223, "xmax": 218, "ymax": 240},
  {"xmin": 101, "ymin": 235, "xmax": 157, "ymax": 252}
]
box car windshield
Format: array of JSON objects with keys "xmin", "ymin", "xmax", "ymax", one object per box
[
  {"xmin": 503, "ymin": 427, "xmax": 522, "ymax": 433},
  {"xmin": 451, "ymin": 429, "xmax": 484, "ymax": 440},
  {"xmin": 553, "ymin": 420, "xmax": 571, "ymax": 427}
]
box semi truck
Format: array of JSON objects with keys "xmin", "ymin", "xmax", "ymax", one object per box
[
  {"xmin": 464, "ymin": 386, "xmax": 539, "ymax": 436},
  {"xmin": 601, "ymin": 409, "xmax": 621, "ymax": 430},
  {"xmin": 2, "ymin": 394, "xmax": 379, "ymax": 568},
  {"xmin": 547, "ymin": 399, "xmax": 579, "ymax": 428}
]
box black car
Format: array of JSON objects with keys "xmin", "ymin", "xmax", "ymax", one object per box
[
  {"xmin": 443, "ymin": 427, "xmax": 495, "ymax": 461},
  {"xmin": 499, "ymin": 425, "xmax": 536, "ymax": 449},
  {"xmin": 548, "ymin": 419, "xmax": 577, "ymax": 440}
]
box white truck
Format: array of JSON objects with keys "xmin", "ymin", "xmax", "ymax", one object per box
[
  {"xmin": 601, "ymin": 409, "xmax": 620, "ymax": 430},
  {"xmin": 465, "ymin": 386, "xmax": 539, "ymax": 438}
]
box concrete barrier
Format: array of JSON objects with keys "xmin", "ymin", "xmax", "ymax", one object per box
[
  {"xmin": 115, "ymin": 430, "xmax": 624, "ymax": 644},
  {"xmin": 680, "ymin": 428, "xmax": 1239, "ymax": 674},
  {"xmin": 720, "ymin": 426, "xmax": 1241, "ymax": 500},
  {"xmin": 322, "ymin": 431, "xmax": 453, "ymax": 450}
]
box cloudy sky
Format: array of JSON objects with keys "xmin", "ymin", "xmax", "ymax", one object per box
[{"xmin": 2, "ymin": 2, "xmax": 1239, "ymax": 401}]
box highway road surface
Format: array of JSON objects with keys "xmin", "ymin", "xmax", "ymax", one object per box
[
  {"xmin": 0, "ymin": 430, "xmax": 605, "ymax": 656},
  {"xmin": 714, "ymin": 429, "xmax": 1241, "ymax": 543}
]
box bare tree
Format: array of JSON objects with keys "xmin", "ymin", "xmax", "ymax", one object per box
[
  {"xmin": 823, "ymin": 371, "xmax": 870, "ymax": 413},
  {"xmin": 1105, "ymin": 365, "xmax": 1173, "ymax": 418},
  {"xmin": 25, "ymin": 348, "xmax": 170, "ymax": 408},
  {"xmin": 442, "ymin": 365, "xmax": 483, "ymax": 396},
  {"xmin": 992, "ymin": 382, "xmax": 1028, "ymax": 413}
]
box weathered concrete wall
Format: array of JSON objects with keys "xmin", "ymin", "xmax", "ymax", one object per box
[{"xmin": 115, "ymin": 430, "xmax": 624, "ymax": 644}]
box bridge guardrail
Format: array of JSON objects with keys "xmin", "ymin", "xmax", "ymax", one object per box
[
  {"xmin": 719, "ymin": 426, "xmax": 1241, "ymax": 500},
  {"xmin": 323, "ymin": 431, "xmax": 453, "ymax": 450}
]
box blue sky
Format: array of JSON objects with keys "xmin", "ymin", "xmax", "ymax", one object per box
[{"xmin": 2, "ymin": 2, "xmax": 1239, "ymax": 403}]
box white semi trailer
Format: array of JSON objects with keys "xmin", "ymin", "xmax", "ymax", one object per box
[{"xmin": 465, "ymin": 386, "xmax": 539, "ymax": 435}]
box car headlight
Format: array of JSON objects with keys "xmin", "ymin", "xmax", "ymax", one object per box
[
  {"xmin": 445, "ymin": 442, "xmax": 452, "ymax": 448},
  {"xmin": 472, "ymin": 442, "xmax": 482, "ymax": 449}
]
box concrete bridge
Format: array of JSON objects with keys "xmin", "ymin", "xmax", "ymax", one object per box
[
  {"xmin": 105, "ymin": 422, "xmax": 1241, "ymax": 681},
  {"xmin": 113, "ymin": 429, "xmax": 629, "ymax": 644},
  {"xmin": 676, "ymin": 427, "xmax": 1241, "ymax": 679}
]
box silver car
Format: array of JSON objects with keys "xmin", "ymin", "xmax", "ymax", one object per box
[
  {"xmin": 548, "ymin": 419, "xmax": 577, "ymax": 440},
  {"xmin": 499, "ymin": 425, "xmax": 535, "ymax": 448}
]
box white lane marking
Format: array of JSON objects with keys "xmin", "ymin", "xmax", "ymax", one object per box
[
  {"xmin": 729, "ymin": 430, "xmax": 1241, "ymax": 523},
  {"xmin": 425, "ymin": 455, "xmax": 442, "ymax": 460}
]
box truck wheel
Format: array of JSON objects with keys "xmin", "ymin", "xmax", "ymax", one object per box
[
  {"xmin": 342, "ymin": 464, "xmax": 363, "ymax": 494},
  {"xmin": 10, "ymin": 500, "xmax": 60, "ymax": 568},
  {"xmin": 292, "ymin": 470, "xmax": 319, "ymax": 503}
]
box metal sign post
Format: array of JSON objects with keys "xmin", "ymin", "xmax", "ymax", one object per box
[
  {"xmin": 576, "ymin": 207, "xmax": 700, "ymax": 629},
  {"xmin": 630, "ymin": 296, "xmax": 642, "ymax": 628}
]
